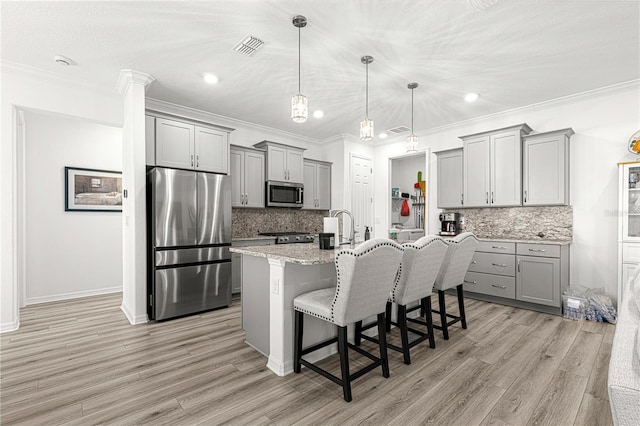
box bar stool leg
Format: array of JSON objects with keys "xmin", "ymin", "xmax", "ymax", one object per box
[
  {"xmin": 376, "ymin": 313, "xmax": 390, "ymax": 378},
  {"xmin": 457, "ymin": 284, "xmax": 467, "ymax": 329},
  {"xmin": 423, "ymin": 296, "xmax": 436, "ymax": 349},
  {"xmin": 337, "ymin": 325, "xmax": 352, "ymax": 402},
  {"xmin": 398, "ymin": 304, "xmax": 411, "ymax": 365},
  {"xmin": 294, "ymin": 311, "xmax": 304, "ymax": 373},
  {"xmin": 438, "ymin": 290, "xmax": 449, "ymax": 340},
  {"xmin": 385, "ymin": 301, "xmax": 392, "ymax": 332},
  {"xmin": 354, "ymin": 320, "xmax": 362, "ymax": 346}
]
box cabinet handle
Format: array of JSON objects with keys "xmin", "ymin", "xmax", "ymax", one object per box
[
  {"xmin": 191, "ymin": 155, "xmax": 194, "ymax": 167},
  {"xmin": 528, "ymin": 248, "xmax": 546, "ymax": 252},
  {"xmin": 491, "ymin": 284, "xmax": 507, "ymax": 289},
  {"xmin": 196, "ymin": 155, "xmax": 200, "ymax": 167},
  {"xmin": 464, "ymin": 280, "xmax": 477, "ymax": 285},
  {"xmin": 491, "ymin": 263, "xmax": 507, "ymax": 268},
  {"xmin": 472, "ymin": 260, "xmax": 477, "ymax": 264},
  {"xmin": 486, "ymin": 192, "xmax": 489, "ymax": 204},
  {"xmin": 491, "ymin": 191, "xmax": 494, "ymax": 204},
  {"xmin": 492, "ymin": 246, "xmax": 507, "ymax": 249},
  {"xmin": 461, "ymin": 193, "xmax": 464, "ymax": 205},
  {"xmin": 524, "ymin": 190, "xmax": 528, "ymax": 203},
  {"xmin": 517, "ymin": 259, "xmax": 521, "ymax": 272},
  {"xmin": 244, "ymin": 194, "xmax": 248, "ymax": 205}
]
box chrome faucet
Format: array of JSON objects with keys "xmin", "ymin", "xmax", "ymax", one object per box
[{"xmin": 330, "ymin": 209, "xmax": 356, "ymax": 248}]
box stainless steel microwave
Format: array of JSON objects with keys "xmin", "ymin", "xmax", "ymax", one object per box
[{"xmin": 266, "ymin": 181, "xmax": 304, "ymax": 208}]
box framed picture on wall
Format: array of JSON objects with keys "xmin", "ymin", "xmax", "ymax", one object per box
[{"xmin": 65, "ymin": 167, "xmax": 123, "ymax": 212}]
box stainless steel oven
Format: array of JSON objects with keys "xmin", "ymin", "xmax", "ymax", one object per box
[{"xmin": 266, "ymin": 181, "xmax": 304, "ymax": 208}]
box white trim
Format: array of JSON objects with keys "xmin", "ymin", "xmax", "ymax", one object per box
[
  {"xmin": 0, "ymin": 320, "xmax": 20, "ymax": 334},
  {"xmin": 120, "ymin": 300, "xmax": 148, "ymax": 325},
  {"xmin": 25, "ymin": 286, "xmax": 122, "ymax": 306},
  {"xmin": 17, "ymin": 109, "xmax": 26, "ymax": 310},
  {"xmin": 146, "ymin": 98, "xmax": 322, "ymax": 145},
  {"xmin": 116, "ymin": 69, "xmax": 155, "ymax": 97}
]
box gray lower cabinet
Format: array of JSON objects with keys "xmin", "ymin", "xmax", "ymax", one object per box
[
  {"xmin": 464, "ymin": 240, "xmax": 569, "ymax": 313},
  {"xmin": 231, "ymin": 238, "xmax": 276, "ymax": 295}
]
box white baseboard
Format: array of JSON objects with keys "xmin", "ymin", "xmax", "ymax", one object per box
[
  {"xmin": 25, "ymin": 286, "xmax": 122, "ymax": 306},
  {"xmin": 120, "ymin": 301, "xmax": 148, "ymax": 325},
  {"xmin": 0, "ymin": 319, "xmax": 20, "ymax": 334}
]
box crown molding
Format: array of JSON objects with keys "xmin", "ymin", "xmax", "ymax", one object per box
[
  {"xmin": 116, "ymin": 70, "xmax": 155, "ymax": 97},
  {"xmin": 145, "ymin": 98, "xmax": 323, "ymax": 145},
  {"xmin": 1, "ymin": 59, "xmax": 120, "ymax": 97},
  {"xmin": 374, "ymin": 79, "xmax": 640, "ymax": 147}
]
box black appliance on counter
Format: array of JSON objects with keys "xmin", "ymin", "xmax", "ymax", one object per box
[
  {"xmin": 258, "ymin": 231, "xmax": 315, "ymax": 244},
  {"xmin": 147, "ymin": 167, "xmax": 232, "ymax": 321},
  {"xmin": 439, "ymin": 212, "xmax": 462, "ymax": 236}
]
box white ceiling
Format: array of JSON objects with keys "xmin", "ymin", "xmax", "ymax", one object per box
[{"xmin": 2, "ymin": 1, "xmax": 639, "ymax": 142}]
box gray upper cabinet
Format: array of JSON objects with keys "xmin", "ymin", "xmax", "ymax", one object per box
[
  {"xmin": 462, "ymin": 124, "xmax": 532, "ymax": 207},
  {"xmin": 523, "ymin": 128, "xmax": 573, "ymax": 206},
  {"xmin": 154, "ymin": 117, "xmax": 230, "ymax": 174},
  {"xmin": 145, "ymin": 115, "xmax": 155, "ymax": 165},
  {"xmin": 230, "ymin": 146, "xmax": 265, "ymax": 208},
  {"xmin": 436, "ymin": 148, "xmax": 464, "ymax": 208},
  {"xmin": 303, "ymin": 159, "xmax": 331, "ymax": 210},
  {"xmin": 254, "ymin": 141, "xmax": 305, "ymax": 184},
  {"xmin": 462, "ymin": 134, "xmax": 490, "ymax": 207}
]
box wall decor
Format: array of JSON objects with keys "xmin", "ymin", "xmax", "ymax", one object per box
[{"xmin": 65, "ymin": 167, "xmax": 122, "ymax": 212}]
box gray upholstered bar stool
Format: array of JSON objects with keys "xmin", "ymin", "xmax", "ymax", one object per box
[
  {"xmin": 356, "ymin": 235, "xmax": 449, "ymax": 365},
  {"xmin": 293, "ymin": 238, "xmax": 403, "ymax": 402},
  {"xmin": 432, "ymin": 232, "xmax": 479, "ymax": 340}
]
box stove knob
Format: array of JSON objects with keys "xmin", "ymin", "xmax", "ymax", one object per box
[
  {"xmin": 283, "ymin": 236, "xmax": 289, "ymax": 242},
  {"xmin": 295, "ymin": 236, "xmax": 301, "ymax": 241}
]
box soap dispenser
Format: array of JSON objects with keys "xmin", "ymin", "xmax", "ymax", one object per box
[{"xmin": 364, "ymin": 226, "xmax": 370, "ymax": 241}]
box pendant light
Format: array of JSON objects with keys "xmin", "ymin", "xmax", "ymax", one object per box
[
  {"xmin": 406, "ymin": 82, "xmax": 419, "ymax": 152},
  {"xmin": 360, "ymin": 55, "xmax": 374, "ymax": 141},
  {"xmin": 291, "ymin": 15, "xmax": 308, "ymax": 123}
]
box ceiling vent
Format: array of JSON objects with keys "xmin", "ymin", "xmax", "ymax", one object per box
[
  {"xmin": 233, "ymin": 35, "xmax": 265, "ymax": 56},
  {"xmin": 387, "ymin": 125, "xmax": 411, "ymax": 134}
]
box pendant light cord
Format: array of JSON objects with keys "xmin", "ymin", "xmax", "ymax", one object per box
[
  {"xmin": 365, "ymin": 61, "xmax": 369, "ymax": 118},
  {"xmin": 411, "ymin": 87, "xmax": 414, "ymax": 134},
  {"xmin": 298, "ymin": 25, "xmax": 301, "ymax": 94}
]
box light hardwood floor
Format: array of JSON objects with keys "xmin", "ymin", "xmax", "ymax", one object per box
[{"xmin": 1, "ymin": 292, "xmax": 614, "ymax": 425}]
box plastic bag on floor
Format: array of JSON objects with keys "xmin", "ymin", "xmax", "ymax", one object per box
[{"xmin": 584, "ymin": 288, "xmax": 617, "ymax": 324}]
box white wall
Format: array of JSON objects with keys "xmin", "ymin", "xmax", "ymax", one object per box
[
  {"xmin": 1, "ymin": 63, "xmax": 123, "ymax": 332},
  {"xmin": 373, "ymin": 82, "xmax": 640, "ymax": 301},
  {"xmin": 24, "ymin": 111, "xmax": 123, "ymax": 304}
]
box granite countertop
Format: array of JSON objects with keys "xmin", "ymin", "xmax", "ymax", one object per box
[
  {"xmin": 230, "ymin": 243, "xmax": 338, "ymax": 265},
  {"xmin": 477, "ymin": 237, "xmax": 572, "ymax": 245}
]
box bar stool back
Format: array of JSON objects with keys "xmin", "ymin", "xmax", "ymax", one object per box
[
  {"xmin": 432, "ymin": 232, "xmax": 479, "ymax": 340},
  {"xmin": 293, "ymin": 238, "xmax": 403, "ymax": 402}
]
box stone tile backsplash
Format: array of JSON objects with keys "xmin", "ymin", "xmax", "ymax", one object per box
[
  {"xmin": 232, "ymin": 208, "xmax": 328, "ymax": 239},
  {"xmin": 446, "ymin": 206, "xmax": 573, "ymax": 241}
]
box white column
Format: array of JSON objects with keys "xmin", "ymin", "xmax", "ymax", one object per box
[{"xmin": 116, "ymin": 70, "xmax": 154, "ymax": 324}]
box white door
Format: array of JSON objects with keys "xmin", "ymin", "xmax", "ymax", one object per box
[{"xmin": 351, "ymin": 155, "xmax": 373, "ymax": 242}]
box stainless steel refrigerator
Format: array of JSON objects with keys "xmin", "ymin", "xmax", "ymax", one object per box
[{"xmin": 147, "ymin": 167, "xmax": 232, "ymax": 320}]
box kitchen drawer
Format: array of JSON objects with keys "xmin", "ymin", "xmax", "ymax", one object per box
[
  {"xmin": 622, "ymin": 243, "xmax": 640, "ymax": 263},
  {"xmin": 463, "ymin": 272, "xmax": 516, "ymax": 299},
  {"xmin": 517, "ymin": 243, "xmax": 560, "ymax": 258},
  {"xmin": 468, "ymin": 252, "xmax": 515, "ymax": 277},
  {"xmin": 477, "ymin": 241, "xmax": 516, "ymax": 254}
]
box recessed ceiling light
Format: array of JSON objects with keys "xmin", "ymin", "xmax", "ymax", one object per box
[
  {"xmin": 313, "ymin": 110, "xmax": 324, "ymax": 119},
  {"xmin": 203, "ymin": 73, "xmax": 219, "ymax": 84},
  {"xmin": 464, "ymin": 92, "xmax": 479, "ymax": 102},
  {"xmin": 379, "ymin": 132, "xmax": 388, "ymax": 139},
  {"xmin": 54, "ymin": 54, "xmax": 73, "ymax": 66}
]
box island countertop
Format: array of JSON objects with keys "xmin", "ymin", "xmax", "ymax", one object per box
[{"xmin": 230, "ymin": 243, "xmax": 337, "ymax": 265}]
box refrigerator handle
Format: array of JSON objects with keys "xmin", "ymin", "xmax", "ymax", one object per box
[{"xmin": 298, "ymin": 187, "xmax": 303, "ymax": 204}]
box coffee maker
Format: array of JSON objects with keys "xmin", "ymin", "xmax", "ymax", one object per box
[{"xmin": 439, "ymin": 212, "xmax": 462, "ymax": 236}]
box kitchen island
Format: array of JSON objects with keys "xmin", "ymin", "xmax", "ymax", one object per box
[{"xmin": 230, "ymin": 243, "xmax": 339, "ymax": 376}]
